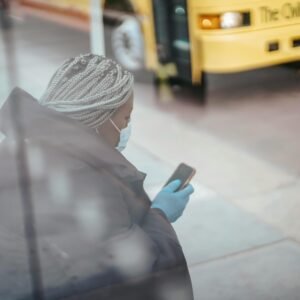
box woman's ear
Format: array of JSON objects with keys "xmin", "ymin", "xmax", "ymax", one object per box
[{"xmin": 97, "ymin": 118, "xmax": 120, "ymax": 148}]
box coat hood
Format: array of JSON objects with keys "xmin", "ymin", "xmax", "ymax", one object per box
[{"xmin": 0, "ymin": 87, "xmax": 146, "ymax": 183}]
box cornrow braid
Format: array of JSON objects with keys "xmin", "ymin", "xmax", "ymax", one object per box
[{"xmin": 39, "ymin": 53, "xmax": 134, "ymax": 129}]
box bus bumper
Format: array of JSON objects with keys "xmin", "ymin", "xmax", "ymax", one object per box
[{"xmin": 195, "ymin": 23, "xmax": 300, "ymax": 75}]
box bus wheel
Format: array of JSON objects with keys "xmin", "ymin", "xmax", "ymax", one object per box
[
  {"xmin": 290, "ymin": 62, "xmax": 300, "ymax": 70},
  {"xmin": 111, "ymin": 17, "xmax": 144, "ymax": 71},
  {"xmin": 169, "ymin": 73, "xmax": 208, "ymax": 104},
  {"xmin": 197, "ymin": 73, "xmax": 208, "ymax": 104}
]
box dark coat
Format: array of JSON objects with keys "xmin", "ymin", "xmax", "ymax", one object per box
[{"xmin": 0, "ymin": 88, "xmax": 193, "ymax": 300}]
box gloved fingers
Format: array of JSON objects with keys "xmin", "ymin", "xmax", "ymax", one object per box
[
  {"xmin": 177, "ymin": 184, "xmax": 195, "ymax": 198},
  {"xmin": 164, "ymin": 179, "xmax": 182, "ymax": 192}
]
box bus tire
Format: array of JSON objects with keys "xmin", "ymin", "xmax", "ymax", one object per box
[
  {"xmin": 170, "ymin": 73, "xmax": 208, "ymax": 104},
  {"xmin": 197, "ymin": 73, "xmax": 207, "ymax": 104},
  {"xmin": 291, "ymin": 62, "xmax": 300, "ymax": 69},
  {"xmin": 153, "ymin": 71, "xmax": 207, "ymax": 104},
  {"xmin": 111, "ymin": 16, "xmax": 144, "ymax": 71}
]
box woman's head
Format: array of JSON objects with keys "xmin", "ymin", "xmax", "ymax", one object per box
[{"xmin": 40, "ymin": 54, "xmax": 134, "ymax": 149}]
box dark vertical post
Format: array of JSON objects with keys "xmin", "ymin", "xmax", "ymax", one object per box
[{"xmin": 1, "ymin": 10, "xmax": 45, "ymax": 300}]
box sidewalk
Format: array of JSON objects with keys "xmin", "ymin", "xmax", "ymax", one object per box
[
  {"xmin": 1, "ymin": 12, "xmax": 300, "ymax": 299},
  {"xmin": 124, "ymin": 101, "xmax": 300, "ymax": 299}
]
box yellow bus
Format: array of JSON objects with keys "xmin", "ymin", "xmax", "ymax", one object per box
[{"xmin": 21, "ymin": 0, "xmax": 300, "ymax": 95}]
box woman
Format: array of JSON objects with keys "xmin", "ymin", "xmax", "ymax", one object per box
[{"xmin": 37, "ymin": 53, "xmax": 195, "ymax": 299}]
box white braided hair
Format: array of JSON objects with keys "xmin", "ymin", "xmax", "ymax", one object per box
[{"xmin": 39, "ymin": 53, "xmax": 134, "ymax": 128}]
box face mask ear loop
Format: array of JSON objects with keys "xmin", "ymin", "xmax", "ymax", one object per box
[{"xmin": 109, "ymin": 118, "xmax": 121, "ymax": 133}]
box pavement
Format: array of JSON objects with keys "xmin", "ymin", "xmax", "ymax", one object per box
[{"xmin": 1, "ymin": 9, "xmax": 300, "ymax": 300}]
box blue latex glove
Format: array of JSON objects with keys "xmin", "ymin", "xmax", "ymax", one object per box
[{"xmin": 151, "ymin": 180, "xmax": 194, "ymax": 223}]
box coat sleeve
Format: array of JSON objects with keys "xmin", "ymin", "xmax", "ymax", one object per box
[
  {"xmin": 140, "ymin": 207, "xmax": 188, "ymax": 271},
  {"xmin": 115, "ymin": 175, "xmax": 189, "ymax": 273},
  {"xmin": 125, "ymin": 207, "xmax": 194, "ymax": 300}
]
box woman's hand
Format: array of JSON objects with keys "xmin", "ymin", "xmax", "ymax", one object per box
[{"xmin": 151, "ymin": 180, "xmax": 194, "ymax": 223}]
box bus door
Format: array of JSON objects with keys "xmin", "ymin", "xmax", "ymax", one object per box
[{"xmin": 152, "ymin": 0, "xmax": 192, "ymax": 82}]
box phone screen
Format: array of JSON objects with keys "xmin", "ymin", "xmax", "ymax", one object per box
[{"xmin": 164, "ymin": 163, "xmax": 196, "ymax": 191}]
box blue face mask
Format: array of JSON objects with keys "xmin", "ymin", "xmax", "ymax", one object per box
[{"xmin": 109, "ymin": 119, "xmax": 131, "ymax": 152}]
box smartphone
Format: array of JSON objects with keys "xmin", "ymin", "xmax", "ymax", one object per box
[{"xmin": 164, "ymin": 163, "xmax": 196, "ymax": 192}]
